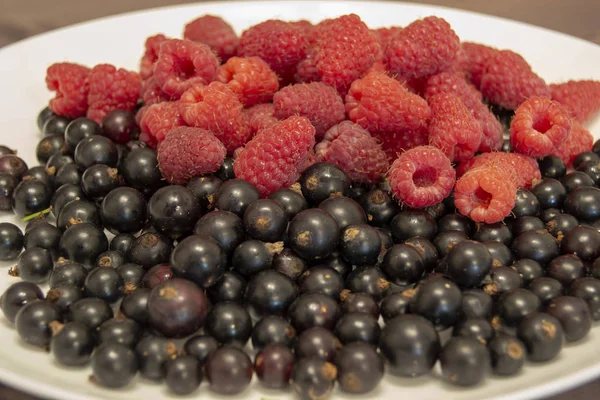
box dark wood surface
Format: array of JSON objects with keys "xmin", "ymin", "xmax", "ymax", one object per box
[{"xmin": 1, "ymin": 0, "xmax": 600, "ymax": 399}]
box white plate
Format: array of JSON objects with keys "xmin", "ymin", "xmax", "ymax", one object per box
[{"xmin": 1, "ymin": 1, "xmax": 600, "ymax": 400}]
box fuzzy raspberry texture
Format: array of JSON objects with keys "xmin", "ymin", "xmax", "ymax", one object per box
[
  {"xmin": 140, "ymin": 76, "xmax": 172, "ymax": 105},
  {"xmin": 457, "ymin": 152, "xmax": 541, "ymax": 189},
  {"xmin": 138, "ymin": 102, "xmax": 185, "ymax": 147},
  {"xmin": 244, "ymin": 103, "xmax": 278, "ymax": 136},
  {"xmin": 217, "ymin": 57, "xmax": 279, "ymax": 106},
  {"xmin": 454, "ymin": 164, "xmax": 517, "ymax": 224},
  {"xmin": 384, "ymin": 16, "xmax": 460, "ymax": 82},
  {"xmin": 291, "ymin": 20, "xmax": 315, "ymax": 40},
  {"xmin": 373, "ymin": 26, "xmax": 403, "ymax": 52},
  {"xmin": 238, "ymin": 20, "xmax": 309, "ymax": 80},
  {"xmin": 428, "ymin": 93, "xmax": 482, "ymax": 163},
  {"xmin": 550, "ymin": 80, "xmax": 600, "ymax": 124},
  {"xmin": 459, "ymin": 42, "xmax": 499, "ymax": 89},
  {"xmin": 273, "ymin": 82, "xmax": 345, "ymax": 139},
  {"xmin": 86, "ymin": 64, "xmax": 141, "ymax": 123},
  {"xmin": 314, "ymin": 121, "xmax": 389, "ymax": 183},
  {"xmin": 158, "ymin": 126, "xmax": 226, "ymax": 184},
  {"xmin": 180, "ymin": 82, "xmax": 251, "ymax": 154},
  {"xmin": 552, "ymin": 120, "xmax": 594, "ymax": 167},
  {"xmin": 377, "ymin": 128, "xmax": 430, "ymax": 160},
  {"xmin": 183, "ymin": 15, "xmax": 239, "ymax": 62},
  {"xmin": 153, "ymin": 39, "xmax": 219, "ymax": 99},
  {"xmin": 388, "ymin": 145, "xmax": 456, "ymax": 208},
  {"xmin": 424, "ymin": 72, "xmax": 503, "ymax": 152},
  {"xmin": 312, "ymin": 14, "xmax": 380, "ymax": 93},
  {"xmin": 234, "ymin": 116, "xmax": 316, "ymax": 196},
  {"xmin": 294, "ymin": 54, "xmax": 320, "ymax": 84},
  {"xmin": 139, "ymin": 34, "xmax": 168, "ymax": 81},
  {"xmin": 480, "ymin": 50, "xmax": 550, "ymax": 110},
  {"xmin": 510, "ymin": 96, "xmax": 572, "ymax": 158},
  {"xmin": 46, "ymin": 62, "xmax": 91, "ymax": 119}
]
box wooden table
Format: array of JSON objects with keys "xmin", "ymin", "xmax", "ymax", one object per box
[{"xmin": 1, "ymin": 0, "xmax": 600, "ymax": 399}]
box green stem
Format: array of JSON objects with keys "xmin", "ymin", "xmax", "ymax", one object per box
[{"xmin": 21, "ymin": 207, "xmax": 52, "ymax": 222}]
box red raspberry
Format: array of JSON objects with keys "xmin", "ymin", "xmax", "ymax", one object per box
[
  {"xmin": 244, "ymin": 103, "xmax": 278, "ymax": 136},
  {"xmin": 552, "ymin": 120, "xmax": 594, "ymax": 167},
  {"xmin": 510, "ymin": 96, "xmax": 572, "ymax": 158},
  {"xmin": 313, "ymin": 14, "xmax": 380, "ymax": 94},
  {"xmin": 472, "ymin": 106, "xmax": 504, "ymax": 153},
  {"xmin": 86, "ymin": 64, "xmax": 142, "ymax": 123},
  {"xmin": 384, "ymin": 16, "xmax": 460, "ymax": 81},
  {"xmin": 373, "ymin": 26, "xmax": 403, "ymax": 52},
  {"xmin": 388, "ymin": 145, "xmax": 456, "ymax": 208},
  {"xmin": 314, "ymin": 121, "xmax": 389, "ymax": 183},
  {"xmin": 183, "ymin": 15, "xmax": 239, "ymax": 62},
  {"xmin": 233, "ymin": 116, "xmax": 316, "ymax": 196},
  {"xmin": 138, "ymin": 101, "xmax": 185, "ymax": 146},
  {"xmin": 180, "ymin": 82, "xmax": 251, "ymax": 154},
  {"xmin": 46, "ymin": 62, "xmax": 91, "ymax": 119},
  {"xmin": 454, "ymin": 164, "xmax": 517, "ymax": 223},
  {"xmin": 480, "ymin": 50, "xmax": 550, "ymax": 110},
  {"xmin": 139, "ymin": 34, "xmax": 168, "ymax": 81},
  {"xmin": 238, "ymin": 20, "xmax": 309, "ymax": 81},
  {"xmin": 216, "ymin": 56, "xmax": 279, "ymax": 106},
  {"xmin": 291, "ymin": 20, "xmax": 315, "ymax": 41},
  {"xmin": 428, "ymin": 93, "xmax": 482, "ymax": 163},
  {"xmin": 140, "ymin": 76, "xmax": 173, "ymax": 105},
  {"xmin": 273, "ymin": 82, "xmax": 345, "ymax": 139},
  {"xmin": 550, "ymin": 80, "xmax": 600, "ymax": 124},
  {"xmin": 294, "ymin": 54, "xmax": 320, "ymax": 84},
  {"xmin": 153, "ymin": 39, "xmax": 219, "ymax": 99},
  {"xmin": 377, "ymin": 128, "xmax": 430, "ymax": 160},
  {"xmin": 346, "ymin": 71, "xmax": 431, "ymax": 135},
  {"xmin": 157, "ymin": 126, "xmax": 227, "ymax": 184},
  {"xmin": 459, "ymin": 42, "xmax": 499, "ymax": 88},
  {"xmin": 456, "ymin": 152, "xmax": 541, "ymax": 189}
]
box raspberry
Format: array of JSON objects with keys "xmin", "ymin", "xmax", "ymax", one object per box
[
  {"xmin": 346, "ymin": 71, "xmax": 431, "ymax": 136},
  {"xmin": 377, "ymin": 128, "xmax": 430, "ymax": 160},
  {"xmin": 273, "ymin": 82, "xmax": 345, "ymax": 138},
  {"xmin": 472, "ymin": 106, "xmax": 504, "ymax": 152},
  {"xmin": 384, "ymin": 16, "xmax": 460, "ymax": 81},
  {"xmin": 291, "ymin": 20, "xmax": 315, "ymax": 41},
  {"xmin": 86, "ymin": 64, "xmax": 142, "ymax": 123},
  {"xmin": 510, "ymin": 96, "xmax": 572, "ymax": 158},
  {"xmin": 140, "ymin": 76, "xmax": 173, "ymax": 105},
  {"xmin": 233, "ymin": 116, "xmax": 316, "ymax": 196},
  {"xmin": 157, "ymin": 126, "xmax": 227, "ymax": 184},
  {"xmin": 294, "ymin": 54, "xmax": 320, "ymax": 84},
  {"xmin": 314, "ymin": 121, "xmax": 389, "ymax": 183},
  {"xmin": 459, "ymin": 42, "xmax": 499, "ymax": 88},
  {"xmin": 388, "ymin": 145, "xmax": 456, "ymax": 208},
  {"xmin": 550, "ymin": 80, "xmax": 600, "ymax": 123},
  {"xmin": 552, "ymin": 120, "xmax": 594, "ymax": 167},
  {"xmin": 183, "ymin": 15, "xmax": 239, "ymax": 62},
  {"xmin": 139, "ymin": 34, "xmax": 168, "ymax": 80},
  {"xmin": 312, "ymin": 14, "xmax": 380, "ymax": 93},
  {"xmin": 238, "ymin": 20, "xmax": 309, "ymax": 80},
  {"xmin": 45, "ymin": 62, "xmax": 91, "ymax": 118},
  {"xmin": 428, "ymin": 93, "xmax": 482, "ymax": 163},
  {"xmin": 480, "ymin": 50, "xmax": 550, "ymax": 110},
  {"xmin": 179, "ymin": 81, "xmax": 251, "ymax": 154},
  {"xmin": 138, "ymin": 101, "xmax": 185, "ymax": 146},
  {"xmin": 216, "ymin": 57, "xmax": 279, "ymax": 106},
  {"xmin": 454, "ymin": 164, "xmax": 517, "ymax": 223},
  {"xmin": 153, "ymin": 39, "xmax": 219, "ymax": 99},
  {"xmin": 456, "ymin": 152, "xmax": 541, "ymax": 189},
  {"xmin": 373, "ymin": 26, "xmax": 403, "ymax": 52},
  {"xmin": 244, "ymin": 103, "xmax": 278, "ymax": 136}
]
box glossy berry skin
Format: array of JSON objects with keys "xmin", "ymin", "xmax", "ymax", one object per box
[
  {"xmin": 483, "ymin": 241, "xmax": 514, "ymax": 267},
  {"xmin": 561, "ymin": 226, "xmax": 600, "ymax": 262},
  {"xmin": 81, "ymin": 164, "xmax": 121, "ymax": 200},
  {"xmin": 299, "ymin": 162, "xmax": 351, "ymax": 206},
  {"xmin": 24, "ymin": 166, "xmax": 54, "ymax": 190},
  {"xmin": 564, "ymin": 187, "xmax": 600, "ymax": 222},
  {"xmin": 358, "ymin": 188, "xmax": 400, "ymax": 228},
  {"xmin": 288, "ymin": 208, "xmax": 340, "ymax": 261},
  {"xmin": 43, "ymin": 115, "xmax": 70, "ymax": 136},
  {"xmin": 545, "ymin": 213, "xmax": 579, "ymax": 238},
  {"xmin": 205, "ymin": 346, "xmax": 253, "ymax": 395},
  {"xmin": 37, "ymin": 107, "xmax": 57, "ymax": 130},
  {"xmin": 68, "ymin": 298, "xmax": 113, "ymax": 330},
  {"xmin": 445, "ymin": 240, "xmax": 492, "ymax": 288},
  {"xmin": 24, "ymin": 223, "xmax": 60, "ymax": 260},
  {"xmin": 252, "ymin": 315, "xmax": 297, "ymax": 351},
  {"xmin": 538, "ymin": 156, "xmax": 566, "ymax": 179},
  {"xmin": 569, "ymin": 278, "xmax": 600, "ymax": 320},
  {"xmin": 84, "ymin": 267, "xmax": 124, "ymax": 304},
  {"xmin": 547, "ymin": 296, "xmax": 592, "ymax": 342},
  {"xmin": 380, "ymin": 244, "xmax": 424, "ymax": 285},
  {"xmin": 64, "ymin": 117, "xmax": 102, "ymax": 151},
  {"xmin": 215, "ymin": 157, "xmax": 235, "ymax": 181},
  {"xmin": 473, "ymin": 222, "xmax": 513, "ymax": 246},
  {"xmin": 56, "ymin": 199, "xmax": 101, "ymax": 231},
  {"xmin": 46, "ymin": 284, "xmax": 84, "ymax": 312},
  {"xmin": 54, "ymin": 163, "xmax": 81, "ymax": 187},
  {"xmin": 183, "ymin": 335, "xmax": 219, "ymax": 365},
  {"xmin": 380, "ymin": 291, "xmax": 411, "ymax": 322},
  {"xmin": 135, "ymin": 335, "xmax": 178, "ymax": 381},
  {"xmin": 15, "ymin": 300, "xmax": 61, "ymax": 348},
  {"xmin": 102, "ymin": 110, "xmax": 138, "ymax": 144},
  {"xmin": 511, "ymin": 230, "xmax": 559, "ymax": 265},
  {"xmin": 207, "ymin": 271, "xmax": 246, "ymax": 304},
  {"xmin": 186, "ymin": 175, "xmax": 223, "ymax": 210},
  {"xmin": 511, "ymin": 216, "xmax": 546, "ymax": 236},
  {"xmin": 148, "ymin": 185, "xmax": 202, "ymax": 238},
  {"xmin": 127, "ymin": 232, "xmax": 172, "ymax": 269},
  {"xmin": 440, "ymin": 337, "xmax": 490, "ymax": 387},
  {"xmin": 437, "ymin": 213, "xmax": 474, "ymax": 235},
  {"xmin": 74, "ymin": 135, "xmax": 118, "ymax": 170},
  {"xmin": 97, "ymin": 317, "xmax": 142, "ymax": 348},
  {"xmin": 334, "ymin": 341, "xmax": 384, "ymax": 394},
  {"xmin": 120, "ymin": 148, "xmax": 165, "ymax": 196},
  {"xmin": 0, "ymin": 222, "xmax": 23, "ymax": 260},
  {"xmin": 334, "ymin": 312, "xmax": 381, "ymax": 345},
  {"xmin": 0, "ymin": 173, "xmax": 19, "ymax": 211},
  {"xmin": 295, "ymin": 326, "xmax": 341, "ymax": 362},
  {"xmin": 529, "ymin": 277, "xmax": 564, "ymax": 305},
  {"xmin": 268, "ymin": 188, "xmax": 308, "ymax": 220},
  {"xmin": 50, "ymin": 183, "xmax": 84, "ymax": 218},
  {"xmin": 11, "ymin": 247, "xmax": 53, "ymax": 284},
  {"xmin": 147, "ymin": 278, "xmax": 210, "ymax": 338},
  {"xmin": 318, "ymin": 196, "xmax": 366, "ymax": 230},
  {"xmin": 50, "ymin": 321, "xmax": 95, "ymax": 366},
  {"xmin": 340, "ymin": 291, "xmax": 379, "ymax": 319},
  {"xmin": 0, "ymin": 155, "xmax": 28, "ymax": 179},
  {"xmin": 459, "ymin": 289, "xmax": 493, "ymax": 321},
  {"xmin": 547, "ymin": 254, "xmax": 585, "ymax": 286},
  {"xmin": 512, "ymin": 189, "xmax": 540, "ymax": 217},
  {"xmin": 288, "ymin": 293, "xmax": 341, "ymax": 332},
  {"xmin": 12, "ymin": 179, "xmax": 52, "ymax": 218},
  {"xmin": 561, "ymin": 171, "xmax": 595, "ymax": 193},
  {"xmin": 411, "ymin": 276, "xmax": 462, "ymax": 330},
  {"xmin": 143, "ymin": 263, "xmax": 174, "ymax": 289},
  {"xmin": 116, "ymin": 263, "xmax": 145, "ymax": 290},
  {"xmin": 100, "ymin": 187, "xmax": 147, "ymax": 234},
  {"xmin": 482, "ymin": 266, "xmax": 523, "ymax": 298},
  {"xmin": 232, "ymin": 240, "xmax": 277, "ymax": 278},
  {"xmin": 317, "ymin": 251, "xmax": 352, "ymax": 280},
  {"xmin": 496, "ymin": 288, "xmax": 542, "ymax": 327},
  {"xmin": 245, "ymin": 270, "xmax": 299, "ymax": 319},
  {"xmin": 164, "ymin": 355, "xmax": 203, "ymax": 395},
  {"xmin": 345, "ymin": 266, "xmax": 390, "ymax": 301},
  {"xmin": 94, "ymin": 251, "xmax": 126, "ymax": 270},
  {"xmin": 517, "ymin": 312, "xmax": 564, "ymax": 362},
  {"xmin": 299, "ymin": 266, "xmax": 344, "ymax": 299},
  {"xmin": 213, "ymin": 179, "xmax": 261, "ymax": 216},
  {"xmin": 110, "ymin": 233, "xmax": 135, "ymax": 255},
  {"xmin": 488, "ymin": 334, "xmax": 526, "ymax": 376},
  {"xmin": 291, "ymin": 357, "xmax": 337, "ymax": 400},
  {"xmin": 91, "ymin": 343, "xmax": 138, "ymax": 388},
  {"xmin": 339, "ymin": 224, "xmax": 381, "ymax": 266},
  {"xmin": 194, "ymin": 210, "xmax": 244, "ymax": 256},
  {"xmin": 0, "ymin": 281, "xmax": 44, "ymax": 322},
  {"xmin": 120, "ymin": 288, "xmax": 150, "ymax": 325},
  {"xmin": 390, "ymin": 210, "xmax": 437, "ymax": 242},
  {"xmin": 514, "ymin": 259, "xmax": 544, "ymax": 285},
  {"xmin": 46, "ymin": 153, "xmax": 73, "ymax": 174},
  {"xmin": 59, "ymin": 223, "xmax": 108, "ymax": 268},
  {"xmin": 453, "ymin": 318, "xmax": 495, "ymax": 344},
  {"xmin": 243, "ymin": 199, "xmax": 287, "ymax": 242},
  {"xmin": 433, "ymin": 230, "xmax": 468, "ymax": 257},
  {"xmin": 255, "ymin": 344, "xmax": 295, "ymax": 389},
  {"xmin": 531, "ymin": 179, "xmax": 567, "ymax": 210},
  {"xmin": 205, "ymin": 301, "xmax": 252, "ymax": 345},
  {"xmin": 170, "ymin": 234, "xmax": 227, "ymax": 288}
]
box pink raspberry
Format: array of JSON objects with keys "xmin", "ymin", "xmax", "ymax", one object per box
[
  {"xmin": 45, "ymin": 62, "xmax": 91, "ymax": 119},
  {"xmin": 480, "ymin": 50, "xmax": 550, "ymax": 110},
  {"xmin": 454, "ymin": 164, "xmax": 517, "ymax": 223},
  {"xmin": 428, "ymin": 93, "xmax": 482, "ymax": 163},
  {"xmin": 183, "ymin": 15, "xmax": 239, "ymax": 62},
  {"xmin": 550, "ymin": 80, "xmax": 600, "ymax": 124},
  {"xmin": 294, "ymin": 53, "xmax": 320, "ymax": 84},
  {"xmin": 179, "ymin": 82, "xmax": 251, "ymax": 154},
  {"xmin": 459, "ymin": 42, "xmax": 499, "ymax": 88},
  {"xmin": 314, "ymin": 121, "xmax": 389, "ymax": 184},
  {"xmin": 384, "ymin": 16, "xmax": 460, "ymax": 81},
  {"xmin": 138, "ymin": 101, "xmax": 185, "ymax": 146},
  {"xmin": 139, "ymin": 34, "xmax": 168, "ymax": 81},
  {"xmin": 377, "ymin": 128, "xmax": 430, "ymax": 160},
  {"xmin": 388, "ymin": 145, "xmax": 456, "ymax": 208},
  {"xmin": 273, "ymin": 82, "xmax": 345, "ymax": 139},
  {"xmin": 244, "ymin": 103, "xmax": 278, "ymax": 136},
  {"xmin": 457, "ymin": 152, "xmax": 541, "ymax": 189},
  {"xmin": 157, "ymin": 126, "xmax": 227, "ymax": 184},
  {"xmin": 373, "ymin": 26, "xmax": 403, "ymax": 52},
  {"xmin": 140, "ymin": 76, "xmax": 173, "ymax": 105},
  {"xmin": 216, "ymin": 56, "xmax": 279, "ymax": 106},
  {"xmin": 291, "ymin": 20, "xmax": 315, "ymax": 41},
  {"xmin": 153, "ymin": 39, "xmax": 219, "ymax": 99},
  {"xmin": 86, "ymin": 64, "xmax": 142, "ymax": 123},
  {"xmin": 510, "ymin": 96, "xmax": 572, "ymax": 158},
  {"xmin": 472, "ymin": 106, "xmax": 504, "ymax": 153},
  {"xmin": 552, "ymin": 120, "xmax": 594, "ymax": 167},
  {"xmin": 233, "ymin": 116, "xmax": 316, "ymax": 196}
]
